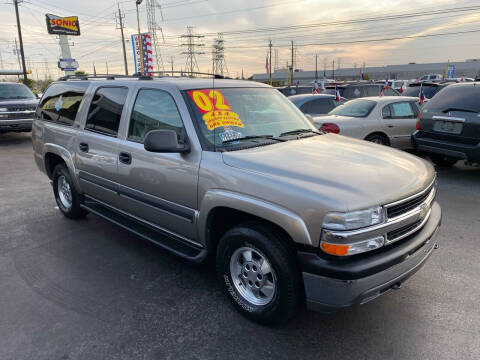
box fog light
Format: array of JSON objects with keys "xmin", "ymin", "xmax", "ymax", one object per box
[{"xmin": 321, "ymin": 236, "xmax": 385, "ymax": 256}]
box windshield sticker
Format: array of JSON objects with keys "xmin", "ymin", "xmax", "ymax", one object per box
[
  {"xmin": 54, "ymin": 95, "xmax": 63, "ymax": 111},
  {"xmin": 219, "ymin": 129, "xmax": 243, "ymax": 143},
  {"xmin": 187, "ymin": 89, "xmax": 244, "ymax": 130}
]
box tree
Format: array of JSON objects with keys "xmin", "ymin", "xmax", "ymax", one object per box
[{"xmin": 75, "ymin": 70, "xmax": 87, "ymax": 75}]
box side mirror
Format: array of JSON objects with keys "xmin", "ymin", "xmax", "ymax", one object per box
[{"xmin": 144, "ymin": 129, "xmax": 190, "ymax": 153}]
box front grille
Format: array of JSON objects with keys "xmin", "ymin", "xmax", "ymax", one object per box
[
  {"xmin": 387, "ymin": 183, "xmax": 434, "ymax": 219},
  {"xmin": 7, "ymin": 106, "xmax": 36, "ymax": 111},
  {"xmin": 387, "ymin": 219, "xmax": 422, "ymax": 242},
  {"xmin": 0, "ymin": 112, "xmax": 35, "ymax": 120}
]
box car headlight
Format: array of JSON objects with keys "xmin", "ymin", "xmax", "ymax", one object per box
[{"xmin": 322, "ymin": 206, "xmax": 385, "ymax": 231}]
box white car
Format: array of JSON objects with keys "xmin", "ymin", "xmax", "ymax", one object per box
[{"xmin": 312, "ymin": 96, "xmax": 421, "ymax": 150}]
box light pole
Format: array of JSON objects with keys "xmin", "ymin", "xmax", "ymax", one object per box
[{"xmin": 136, "ymin": 0, "xmax": 144, "ymax": 75}]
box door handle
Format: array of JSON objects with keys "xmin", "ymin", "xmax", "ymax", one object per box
[
  {"xmin": 387, "ymin": 125, "xmax": 394, "ymax": 128},
  {"xmin": 79, "ymin": 142, "xmax": 89, "ymax": 152},
  {"xmin": 119, "ymin": 152, "xmax": 132, "ymax": 165}
]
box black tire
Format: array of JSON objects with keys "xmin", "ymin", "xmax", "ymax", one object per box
[
  {"xmin": 365, "ymin": 133, "xmax": 389, "ymax": 146},
  {"xmin": 430, "ymin": 154, "xmax": 457, "ymax": 167},
  {"xmin": 52, "ymin": 164, "xmax": 87, "ymax": 219},
  {"xmin": 216, "ymin": 222, "xmax": 301, "ymax": 325}
]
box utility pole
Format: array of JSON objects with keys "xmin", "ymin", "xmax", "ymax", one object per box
[
  {"xmin": 291, "ymin": 41, "xmax": 294, "ymax": 85},
  {"xmin": 136, "ymin": 0, "xmax": 144, "ymax": 75},
  {"xmin": 332, "ymin": 60, "xmax": 335, "ymax": 80},
  {"xmin": 106, "ymin": 57, "xmax": 109, "ymax": 75},
  {"xmin": 180, "ymin": 26, "xmax": 204, "ymax": 77},
  {"xmin": 170, "ymin": 56, "xmax": 174, "ymax": 76},
  {"xmin": 268, "ymin": 40, "xmax": 272, "ymax": 85},
  {"xmin": 116, "ymin": 3, "xmax": 128, "ymax": 75},
  {"xmin": 13, "ymin": 0, "xmax": 27, "ymax": 82},
  {"xmin": 315, "ymin": 54, "xmax": 318, "ymax": 80}
]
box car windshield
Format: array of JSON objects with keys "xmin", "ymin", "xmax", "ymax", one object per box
[
  {"xmin": 185, "ymin": 87, "xmax": 317, "ymax": 151},
  {"xmin": 328, "ymin": 99, "xmax": 376, "ymax": 117},
  {"xmin": 0, "ymin": 83, "xmax": 35, "ymax": 100}
]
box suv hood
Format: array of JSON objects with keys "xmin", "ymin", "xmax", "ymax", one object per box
[{"xmin": 222, "ymin": 134, "xmax": 434, "ymax": 211}]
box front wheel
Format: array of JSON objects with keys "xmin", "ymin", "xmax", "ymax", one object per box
[
  {"xmin": 365, "ymin": 133, "xmax": 389, "ymax": 146},
  {"xmin": 216, "ymin": 222, "xmax": 301, "ymax": 325},
  {"xmin": 430, "ymin": 154, "xmax": 457, "ymax": 167}
]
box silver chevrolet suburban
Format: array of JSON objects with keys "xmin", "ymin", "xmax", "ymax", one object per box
[{"xmin": 32, "ymin": 76, "xmax": 441, "ymax": 324}]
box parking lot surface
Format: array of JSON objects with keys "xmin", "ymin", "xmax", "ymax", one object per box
[{"xmin": 1, "ymin": 132, "xmax": 479, "ymax": 360}]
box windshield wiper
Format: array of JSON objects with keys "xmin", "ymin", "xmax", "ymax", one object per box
[
  {"xmin": 280, "ymin": 128, "xmax": 323, "ymax": 137},
  {"xmin": 222, "ymin": 135, "xmax": 284, "ymax": 144}
]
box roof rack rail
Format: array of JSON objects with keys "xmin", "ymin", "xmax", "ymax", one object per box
[{"xmin": 58, "ymin": 73, "xmax": 155, "ymax": 81}]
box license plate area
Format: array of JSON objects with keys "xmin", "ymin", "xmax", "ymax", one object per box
[{"xmin": 433, "ymin": 120, "xmax": 463, "ymax": 134}]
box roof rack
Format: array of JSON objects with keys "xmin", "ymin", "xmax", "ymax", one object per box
[{"xmin": 58, "ymin": 73, "xmax": 154, "ymax": 81}]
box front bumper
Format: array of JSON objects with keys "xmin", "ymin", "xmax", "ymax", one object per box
[
  {"xmin": 412, "ymin": 130, "xmax": 480, "ymax": 162},
  {"xmin": 299, "ymin": 201, "xmax": 441, "ymax": 312},
  {"xmin": 0, "ymin": 118, "xmax": 33, "ymax": 132}
]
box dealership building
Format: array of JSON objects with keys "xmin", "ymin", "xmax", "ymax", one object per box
[{"xmin": 251, "ymin": 59, "xmax": 480, "ymax": 85}]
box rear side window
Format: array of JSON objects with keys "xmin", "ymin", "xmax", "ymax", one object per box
[
  {"xmin": 128, "ymin": 89, "xmax": 184, "ymax": 143},
  {"xmin": 365, "ymin": 86, "xmax": 381, "ymax": 97},
  {"xmin": 307, "ymin": 99, "xmax": 335, "ymax": 114},
  {"xmin": 38, "ymin": 82, "xmax": 89, "ymax": 125},
  {"xmin": 389, "ymin": 102, "xmax": 415, "ymax": 118},
  {"xmin": 343, "ymin": 87, "xmax": 364, "ymax": 98},
  {"xmin": 424, "ymin": 85, "xmax": 480, "ymax": 113},
  {"xmin": 85, "ymin": 87, "xmax": 128, "ymax": 136}
]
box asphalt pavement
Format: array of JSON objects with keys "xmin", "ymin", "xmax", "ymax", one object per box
[{"xmin": 1, "ymin": 132, "xmax": 479, "ymax": 360}]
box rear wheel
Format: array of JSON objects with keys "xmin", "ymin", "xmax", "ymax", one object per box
[
  {"xmin": 52, "ymin": 164, "xmax": 87, "ymax": 219},
  {"xmin": 430, "ymin": 154, "xmax": 457, "ymax": 167},
  {"xmin": 365, "ymin": 133, "xmax": 389, "ymax": 146},
  {"xmin": 216, "ymin": 222, "xmax": 301, "ymax": 325}
]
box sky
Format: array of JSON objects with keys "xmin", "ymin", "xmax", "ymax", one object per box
[{"xmin": 1, "ymin": 0, "xmax": 480, "ymax": 80}]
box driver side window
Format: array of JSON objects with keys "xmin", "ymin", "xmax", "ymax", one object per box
[{"xmin": 128, "ymin": 89, "xmax": 184, "ymax": 143}]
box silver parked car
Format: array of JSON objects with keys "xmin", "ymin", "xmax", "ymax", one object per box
[
  {"xmin": 313, "ymin": 96, "xmax": 421, "ymax": 149},
  {"xmin": 33, "ymin": 77, "xmax": 441, "ymax": 324}
]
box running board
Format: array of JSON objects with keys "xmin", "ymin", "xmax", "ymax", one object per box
[{"xmin": 81, "ymin": 198, "xmax": 207, "ymax": 263}]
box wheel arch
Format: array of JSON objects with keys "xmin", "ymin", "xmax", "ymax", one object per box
[
  {"xmin": 364, "ymin": 131, "xmax": 391, "ymax": 146},
  {"xmin": 43, "ymin": 144, "xmax": 81, "ymax": 191},
  {"xmin": 198, "ymin": 190, "xmax": 313, "ymax": 254}
]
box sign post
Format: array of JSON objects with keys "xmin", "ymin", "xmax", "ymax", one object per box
[{"xmin": 45, "ymin": 14, "xmax": 80, "ymax": 76}]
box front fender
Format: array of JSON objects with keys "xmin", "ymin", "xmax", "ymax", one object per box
[{"xmin": 197, "ymin": 189, "xmax": 313, "ymax": 247}]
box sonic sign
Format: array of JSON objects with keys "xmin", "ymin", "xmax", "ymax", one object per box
[{"xmin": 45, "ymin": 14, "xmax": 80, "ymax": 36}]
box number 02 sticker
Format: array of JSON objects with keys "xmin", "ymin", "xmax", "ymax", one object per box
[{"xmin": 187, "ymin": 89, "xmax": 244, "ymax": 130}]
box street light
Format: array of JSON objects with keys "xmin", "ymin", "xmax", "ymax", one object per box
[{"xmin": 136, "ymin": 0, "xmax": 144, "ymax": 75}]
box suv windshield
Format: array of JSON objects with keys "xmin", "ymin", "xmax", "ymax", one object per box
[
  {"xmin": 329, "ymin": 99, "xmax": 376, "ymax": 117},
  {"xmin": 185, "ymin": 87, "xmax": 316, "ymax": 150},
  {"xmin": 0, "ymin": 83, "xmax": 35, "ymax": 100},
  {"xmin": 423, "ymin": 84, "xmax": 480, "ymax": 113}
]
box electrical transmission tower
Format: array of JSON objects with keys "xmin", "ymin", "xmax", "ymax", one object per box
[
  {"xmin": 212, "ymin": 33, "xmax": 228, "ymax": 76},
  {"xmin": 180, "ymin": 26, "xmax": 204, "ymax": 77},
  {"xmin": 145, "ymin": 0, "xmax": 165, "ymax": 73}
]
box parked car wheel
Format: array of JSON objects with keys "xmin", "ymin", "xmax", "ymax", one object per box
[
  {"xmin": 216, "ymin": 222, "xmax": 301, "ymax": 325},
  {"xmin": 430, "ymin": 154, "xmax": 457, "ymax": 167},
  {"xmin": 365, "ymin": 133, "xmax": 389, "ymax": 146},
  {"xmin": 52, "ymin": 164, "xmax": 87, "ymax": 219}
]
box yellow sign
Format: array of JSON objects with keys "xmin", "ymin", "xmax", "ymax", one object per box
[{"xmin": 46, "ymin": 14, "xmax": 80, "ymax": 36}]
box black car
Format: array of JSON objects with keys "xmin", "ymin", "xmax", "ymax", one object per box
[
  {"xmin": 324, "ymin": 83, "xmax": 400, "ymax": 99},
  {"xmin": 276, "ymin": 86, "xmax": 313, "ymax": 96},
  {"xmin": 0, "ymin": 82, "xmax": 38, "ymax": 134},
  {"xmin": 402, "ymin": 82, "xmax": 450, "ymax": 100},
  {"xmin": 412, "ymin": 82, "xmax": 480, "ymax": 166}
]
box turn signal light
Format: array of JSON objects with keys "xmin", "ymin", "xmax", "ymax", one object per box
[
  {"xmin": 320, "ymin": 123, "xmax": 340, "ymax": 134},
  {"xmin": 320, "ymin": 242, "xmax": 349, "ymax": 256}
]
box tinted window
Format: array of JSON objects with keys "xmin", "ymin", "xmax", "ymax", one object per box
[
  {"xmin": 0, "ymin": 83, "xmax": 35, "ymax": 100},
  {"xmin": 423, "ymin": 84, "xmax": 480, "ymax": 113},
  {"xmin": 382, "ymin": 105, "xmax": 392, "ymax": 118},
  {"xmin": 343, "ymin": 86, "xmax": 364, "ymax": 98},
  {"xmin": 38, "ymin": 82, "xmax": 89, "ymax": 125},
  {"xmin": 128, "ymin": 89, "xmax": 184, "ymax": 142},
  {"xmin": 403, "ymin": 85, "xmax": 442, "ymax": 98},
  {"xmin": 307, "ymin": 99, "xmax": 335, "ymax": 114},
  {"xmin": 329, "ymin": 99, "xmax": 377, "ymax": 117},
  {"xmin": 85, "ymin": 87, "xmax": 128, "ymax": 136},
  {"xmin": 384, "ymin": 88, "xmax": 398, "ymax": 96},
  {"xmin": 365, "ymin": 86, "xmax": 381, "ymax": 97}
]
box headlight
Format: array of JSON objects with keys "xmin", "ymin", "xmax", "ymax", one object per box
[
  {"xmin": 322, "ymin": 206, "xmax": 385, "ymax": 231},
  {"xmin": 0, "ymin": 108, "xmax": 8, "ymax": 112}
]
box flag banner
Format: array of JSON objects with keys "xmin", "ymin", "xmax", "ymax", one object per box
[{"xmin": 131, "ymin": 32, "xmax": 154, "ymax": 76}]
